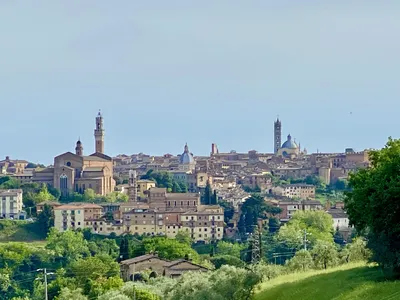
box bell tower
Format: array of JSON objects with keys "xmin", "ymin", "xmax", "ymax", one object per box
[
  {"xmin": 75, "ymin": 139, "xmax": 83, "ymax": 156},
  {"xmin": 274, "ymin": 117, "xmax": 281, "ymax": 154},
  {"xmin": 94, "ymin": 110, "xmax": 104, "ymax": 154}
]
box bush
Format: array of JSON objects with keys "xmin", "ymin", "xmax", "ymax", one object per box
[
  {"xmin": 285, "ymin": 250, "xmax": 314, "ymax": 272},
  {"xmin": 210, "ymin": 255, "xmax": 245, "ymax": 269}
]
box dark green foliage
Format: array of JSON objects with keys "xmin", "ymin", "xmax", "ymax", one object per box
[
  {"xmin": 202, "ymin": 180, "xmax": 213, "ymax": 205},
  {"xmin": 218, "ymin": 201, "xmax": 235, "ymax": 224},
  {"xmin": 36, "ymin": 204, "xmax": 54, "ymax": 236},
  {"xmin": 240, "ymin": 195, "xmax": 282, "ymax": 235},
  {"xmin": 345, "ymin": 138, "xmax": 400, "ymax": 271},
  {"xmin": 210, "ymin": 255, "xmax": 245, "ymax": 269},
  {"xmin": 140, "ymin": 170, "xmax": 187, "ymax": 193},
  {"xmin": 119, "ymin": 236, "xmax": 130, "ymax": 261}
]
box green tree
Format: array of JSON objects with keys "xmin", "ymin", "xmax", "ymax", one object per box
[
  {"xmin": 83, "ymin": 189, "xmax": 96, "ymax": 202},
  {"xmin": 203, "ymin": 181, "xmax": 213, "ymax": 205},
  {"xmin": 311, "ymin": 240, "xmax": 338, "ymax": 269},
  {"xmin": 210, "ymin": 255, "xmax": 245, "ymax": 269},
  {"xmin": 36, "ymin": 204, "xmax": 54, "ymax": 236},
  {"xmin": 55, "ymin": 288, "xmax": 87, "ymax": 300},
  {"xmin": 68, "ymin": 255, "xmax": 119, "ymax": 283},
  {"xmin": 276, "ymin": 211, "xmax": 334, "ymax": 249},
  {"xmin": 142, "ymin": 237, "xmax": 199, "ymax": 262},
  {"xmin": 46, "ymin": 229, "xmax": 90, "ymax": 264},
  {"xmin": 119, "ymin": 236, "xmax": 130, "ymax": 261},
  {"xmin": 33, "ymin": 184, "xmax": 55, "ymax": 203},
  {"xmin": 216, "ymin": 241, "xmax": 246, "ymax": 258},
  {"xmin": 286, "ymin": 249, "xmax": 314, "ymax": 272},
  {"xmin": 345, "ymin": 138, "xmax": 400, "ymax": 271},
  {"xmin": 175, "ymin": 231, "xmax": 193, "ymax": 246}
]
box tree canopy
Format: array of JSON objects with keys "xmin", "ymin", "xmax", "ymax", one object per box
[{"xmin": 345, "ymin": 138, "xmax": 400, "ymax": 270}]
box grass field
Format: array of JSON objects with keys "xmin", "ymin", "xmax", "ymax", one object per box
[
  {"xmin": 255, "ymin": 262, "xmax": 400, "ymax": 300},
  {"xmin": 0, "ymin": 220, "xmax": 45, "ymax": 242}
]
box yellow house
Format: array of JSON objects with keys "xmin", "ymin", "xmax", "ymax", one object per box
[{"xmin": 137, "ymin": 180, "xmax": 156, "ymax": 198}]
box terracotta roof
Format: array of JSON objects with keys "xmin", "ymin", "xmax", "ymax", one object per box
[
  {"xmin": 55, "ymin": 203, "xmax": 103, "ymax": 210},
  {"xmin": 120, "ymin": 254, "xmax": 167, "ymax": 265},
  {"xmin": 165, "ymin": 259, "xmax": 210, "ymax": 270}
]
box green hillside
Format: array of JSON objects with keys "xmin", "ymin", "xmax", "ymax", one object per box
[
  {"xmin": 255, "ymin": 263, "xmax": 400, "ymax": 300},
  {"xmin": 0, "ymin": 220, "xmax": 45, "ymax": 242}
]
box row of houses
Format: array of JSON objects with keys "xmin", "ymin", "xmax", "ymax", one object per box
[{"xmin": 43, "ymin": 186, "xmax": 225, "ymax": 243}]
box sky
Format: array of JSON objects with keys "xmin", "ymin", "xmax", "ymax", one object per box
[{"xmin": 1, "ymin": 1, "xmax": 399, "ymax": 165}]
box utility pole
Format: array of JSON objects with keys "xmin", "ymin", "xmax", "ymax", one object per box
[{"xmin": 37, "ymin": 268, "xmax": 54, "ymax": 300}]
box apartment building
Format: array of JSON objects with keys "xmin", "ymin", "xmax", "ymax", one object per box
[
  {"xmin": 271, "ymin": 200, "xmax": 324, "ymax": 222},
  {"xmin": 0, "ymin": 189, "xmax": 24, "ymax": 219},
  {"xmin": 272, "ymin": 184, "xmax": 315, "ymax": 200},
  {"xmin": 123, "ymin": 208, "xmax": 165, "ymax": 236},
  {"xmin": 54, "ymin": 203, "xmax": 102, "ymax": 232},
  {"xmin": 181, "ymin": 205, "xmax": 224, "ymax": 243}
]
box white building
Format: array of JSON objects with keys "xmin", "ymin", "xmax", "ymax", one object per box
[
  {"xmin": 327, "ymin": 208, "xmax": 350, "ymax": 230},
  {"xmin": 0, "ymin": 189, "xmax": 24, "ymax": 219},
  {"xmin": 54, "ymin": 203, "xmax": 102, "ymax": 232}
]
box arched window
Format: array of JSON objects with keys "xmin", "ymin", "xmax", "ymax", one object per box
[{"xmin": 60, "ymin": 174, "xmax": 68, "ymax": 195}]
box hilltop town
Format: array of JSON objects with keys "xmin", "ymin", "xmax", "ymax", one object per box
[
  {"xmin": 0, "ymin": 112, "xmax": 366, "ymax": 242},
  {"xmin": 2, "ymin": 111, "xmax": 390, "ymax": 300}
]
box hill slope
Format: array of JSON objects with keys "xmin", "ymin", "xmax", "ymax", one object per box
[
  {"xmin": 255, "ymin": 263, "xmax": 400, "ymax": 300},
  {"xmin": 0, "ymin": 220, "xmax": 45, "ymax": 242}
]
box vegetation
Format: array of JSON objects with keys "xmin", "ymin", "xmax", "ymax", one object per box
[
  {"xmin": 141, "ymin": 170, "xmax": 187, "ymax": 193},
  {"xmin": 0, "ymin": 220, "xmax": 44, "ymax": 242},
  {"xmin": 238, "ymin": 194, "xmax": 282, "ymax": 236},
  {"xmin": 345, "ymin": 138, "xmax": 400, "ymax": 272},
  {"xmin": 255, "ymin": 263, "xmax": 400, "ymax": 300}
]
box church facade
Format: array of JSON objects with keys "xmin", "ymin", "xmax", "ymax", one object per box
[{"xmin": 33, "ymin": 112, "xmax": 115, "ymax": 196}]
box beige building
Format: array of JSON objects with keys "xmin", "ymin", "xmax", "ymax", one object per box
[
  {"xmin": 0, "ymin": 157, "xmax": 28, "ymax": 175},
  {"xmin": 123, "ymin": 208, "xmax": 165, "ymax": 236},
  {"xmin": 54, "ymin": 203, "xmax": 103, "ymax": 232},
  {"xmin": 272, "ymin": 184, "xmax": 315, "ymax": 200},
  {"xmin": 32, "ymin": 112, "xmax": 115, "ymax": 196},
  {"xmin": 181, "ymin": 205, "xmax": 224, "ymax": 243},
  {"xmin": 0, "ymin": 189, "xmax": 24, "ymax": 219}
]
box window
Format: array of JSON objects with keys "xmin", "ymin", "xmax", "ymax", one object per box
[
  {"xmin": 204, "ymin": 228, "xmax": 207, "ymax": 232},
  {"xmin": 78, "ymin": 222, "xmax": 81, "ymax": 225},
  {"xmin": 77, "ymin": 210, "xmax": 80, "ymax": 214}
]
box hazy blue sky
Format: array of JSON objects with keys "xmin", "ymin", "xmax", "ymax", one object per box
[{"xmin": 1, "ymin": 1, "xmax": 399, "ymax": 164}]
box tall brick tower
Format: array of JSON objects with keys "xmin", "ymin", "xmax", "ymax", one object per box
[
  {"xmin": 94, "ymin": 110, "xmax": 104, "ymax": 154},
  {"xmin": 274, "ymin": 118, "xmax": 281, "ymax": 154}
]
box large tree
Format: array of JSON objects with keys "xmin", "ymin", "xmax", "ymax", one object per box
[
  {"xmin": 36, "ymin": 204, "xmax": 54, "ymax": 235},
  {"xmin": 345, "ymin": 138, "xmax": 400, "ymax": 270}
]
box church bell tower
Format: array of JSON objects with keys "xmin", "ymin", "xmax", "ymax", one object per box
[
  {"xmin": 94, "ymin": 110, "xmax": 105, "ymax": 154},
  {"xmin": 274, "ymin": 117, "xmax": 281, "ymax": 154}
]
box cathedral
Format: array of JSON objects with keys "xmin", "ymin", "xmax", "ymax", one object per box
[
  {"xmin": 33, "ymin": 112, "xmax": 115, "ymax": 196},
  {"xmin": 274, "ymin": 118, "xmax": 305, "ymax": 158}
]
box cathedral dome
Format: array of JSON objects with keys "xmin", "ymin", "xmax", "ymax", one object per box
[
  {"xmin": 180, "ymin": 143, "xmax": 194, "ymax": 164},
  {"xmin": 281, "ymin": 134, "xmax": 298, "ymax": 149}
]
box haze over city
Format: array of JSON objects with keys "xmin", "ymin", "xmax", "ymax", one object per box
[{"xmin": 1, "ymin": 1, "xmax": 399, "ymax": 164}]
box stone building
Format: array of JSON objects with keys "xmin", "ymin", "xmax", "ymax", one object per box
[
  {"xmin": 272, "ymin": 184, "xmax": 315, "ymax": 200},
  {"xmin": 0, "ymin": 157, "xmax": 28, "ymax": 175},
  {"xmin": 32, "ymin": 112, "xmax": 115, "ymax": 196},
  {"xmin": 53, "ymin": 203, "xmax": 103, "ymax": 232}
]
